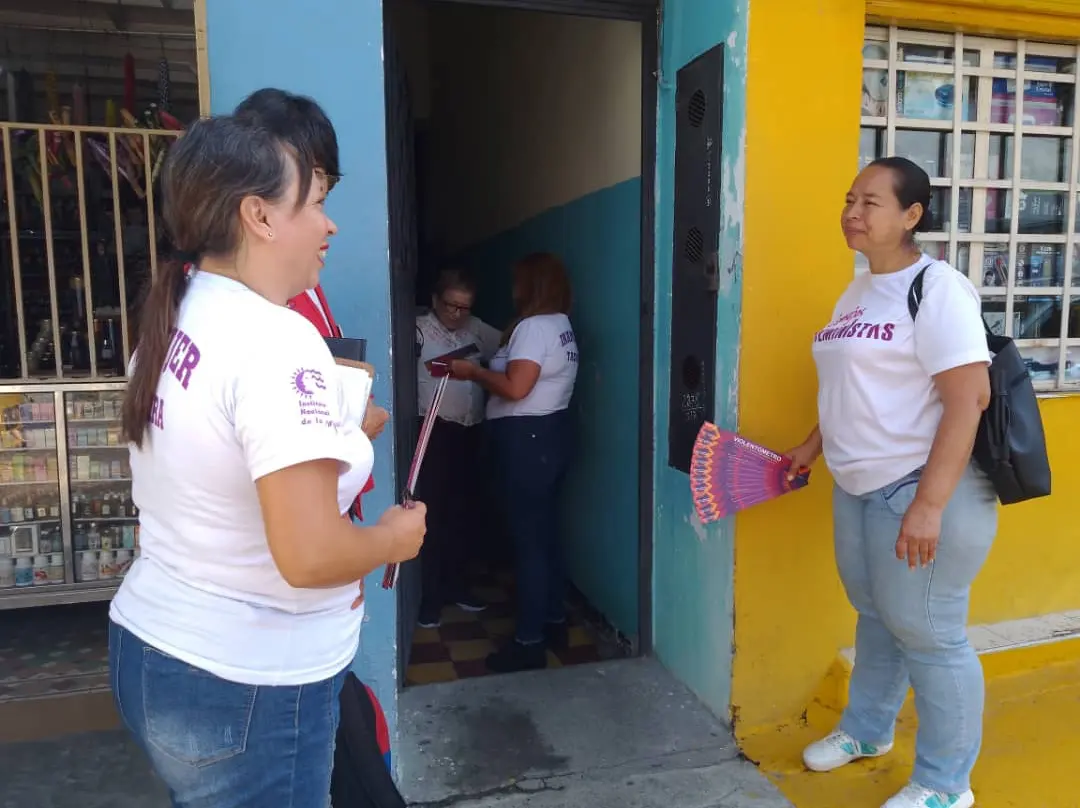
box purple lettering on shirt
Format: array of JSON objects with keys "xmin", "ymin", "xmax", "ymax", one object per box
[
  {"xmin": 160, "ymin": 328, "xmax": 202, "ymax": 390},
  {"xmin": 148, "ymin": 394, "xmax": 165, "ymax": 430},
  {"xmin": 813, "ymin": 307, "xmax": 897, "ymax": 345},
  {"xmin": 176, "ymin": 342, "xmax": 201, "ymax": 389},
  {"xmin": 292, "ymin": 368, "xmax": 338, "ymax": 429}
]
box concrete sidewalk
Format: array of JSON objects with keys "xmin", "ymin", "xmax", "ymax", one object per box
[
  {"xmin": 0, "ymin": 658, "xmax": 790, "ymax": 808},
  {"xmin": 398, "ymin": 658, "xmax": 792, "ymax": 808}
]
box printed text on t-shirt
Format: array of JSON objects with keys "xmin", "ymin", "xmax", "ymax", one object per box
[
  {"xmin": 814, "ymin": 306, "xmax": 895, "ymax": 343},
  {"xmin": 292, "ymin": 368, "xmax": 340, "ymax": 429},
  {"xmin": 559, "ymin": 329, "xmax": 578, "ymax": 363}
]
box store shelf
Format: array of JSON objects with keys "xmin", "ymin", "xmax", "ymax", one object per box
[
  {"xmin": 0, "ymin": 387, "xmax": 135, "ymax": 607},
  {"xmin": 0, "ymin": 581, "xmax": 121, "ymax": 610}
]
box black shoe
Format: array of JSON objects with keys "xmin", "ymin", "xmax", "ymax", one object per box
[
  {"xmin": 418, "ymin": 607, "xmax": 442, "ymax": 629},
  {"xmin": 454, "ymin": 595, "xmax": 488, "ymax": 613},
  {"xmin": 544, "ymin": 621, "xmax": 569, "ymax": 650},
  {"xmin": 485, "ymin": 640, "xmax": 547, "ymax": 673}
]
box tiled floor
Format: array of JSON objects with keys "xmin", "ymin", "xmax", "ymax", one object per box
[
  {"xmin": 405, "ymin": 565, "xmax": 626, "ymax": 687},
  {"xmin": 0, "ymin": 602, "xmax": 110, "ymax": 703}
]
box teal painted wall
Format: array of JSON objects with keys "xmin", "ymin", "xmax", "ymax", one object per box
[
  {"xmin": 205, "ymin": 0, "xmax": 401, "ymax": 736},
  {"xmin": 651, "ymin": 0, "xmax": 747, "ymax": 718},
  {"xmin": 458, "ymin": 178, "xmax": 642, "ymax": 639}
]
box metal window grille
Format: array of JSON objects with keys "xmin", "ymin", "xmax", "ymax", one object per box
[{"xmin": 861, "ymin": 25, "xmax": 1080, "ymax": 391}]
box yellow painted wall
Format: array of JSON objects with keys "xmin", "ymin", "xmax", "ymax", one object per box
[{"xmin": 734, "ymin": 0, "xmax": 1080, "ymax": 735}]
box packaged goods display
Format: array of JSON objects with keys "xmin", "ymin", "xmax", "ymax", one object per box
[{"xmin": 0, "ymin": 388, "xmax": 138, "ymax": 605}]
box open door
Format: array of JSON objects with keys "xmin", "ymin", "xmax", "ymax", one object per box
[{"xmin": 383, "ymin": 12, "xmax": 423, "ymax": 679}]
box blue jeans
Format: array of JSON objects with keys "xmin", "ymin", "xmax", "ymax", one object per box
[
  {"xmin": 489, "ymin": 410, "xmax": 573, "ymax": 644},
  {"xmin": 833, "ymin": 463, "xmax": 997, "ymax": 794},
  {"xmin": 109, "ymin": 621, "xmax": 346, "ymax": 808}
]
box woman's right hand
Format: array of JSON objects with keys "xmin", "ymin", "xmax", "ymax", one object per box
[
  {"xmin": 377, "ymin": 503, "xmax": 427, "ymax": 563},
  {"xmin": 785, "ymin": 441, "xmax": 820, "ymax": 481}
]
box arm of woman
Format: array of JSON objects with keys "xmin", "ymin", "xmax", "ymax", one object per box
[
  {"xmin": 897, "ymin": 363, "xmax": 989, "ymax": 569},
  {"xmin": 899, "ymin": 266, "xmax": 992, "ymax": 569},
  {"xmin": 452, "ymin": 358, "xmax": 540, "ymax": 402},
  {"xmin": 786, "ymin": 423, "xmax": 823, "ymax": 480},
  {"xmin": 236, "ymin": 327, "xmax": 424, "ymax": 590},
  {"xmin": 256, "ymin": 461, "xmax": 423, "ymax": 588}
]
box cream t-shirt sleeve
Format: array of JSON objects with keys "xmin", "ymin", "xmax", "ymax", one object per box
[
  {"xmin": 914, "ymin": 264, "xmax": 992, "ymax": 377},
  {"xmin": 506, "ymin": 317, "xmax": 550, "ymax": 365},
  {"xmin": 232, "ymin": 323, "xmax": 354, "ymax": 482}
]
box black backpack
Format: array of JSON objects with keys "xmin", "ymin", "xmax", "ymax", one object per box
[
  {"xmin": 330, "ymin": 672, "xmax": 407, "ymax": 808},
  {"xmin": 908, "ymin": 264, "xmax": 1051, "ymax": 505}
]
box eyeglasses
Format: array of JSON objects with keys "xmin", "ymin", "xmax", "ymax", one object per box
[{"xmin": 439, "ymin": 298, "xmax": 472, "ymax": 316}]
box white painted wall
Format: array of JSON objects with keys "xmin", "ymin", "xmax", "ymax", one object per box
[{"xmin": 413, "ymin": 3, "xmax": 642, "ymax": 252}]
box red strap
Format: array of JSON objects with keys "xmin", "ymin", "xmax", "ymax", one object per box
[{"xmin": 313, "ymin": 285, "xmax": 341, "ymax": 337}]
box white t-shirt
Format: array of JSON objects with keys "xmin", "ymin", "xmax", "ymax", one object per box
[
  {"xmin": 110, "ymin": 271, "xmax": 374, "ymax": 687},
  {"xmin": 812, "ymin": 256, "xmax": 990, "ymax": 496},
  {"xmin": 416, "ymin": 311, "xmax": 501, "ymax": 426},
  {"xmin": 486, "ymin": 313, "xmax": 578, "ymax": 420}
]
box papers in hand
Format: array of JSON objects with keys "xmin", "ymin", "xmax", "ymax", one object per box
[{"xmin": 335, "ymin": 358, "xmax": 374, "ymax": 425}]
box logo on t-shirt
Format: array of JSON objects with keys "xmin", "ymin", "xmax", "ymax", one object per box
[
  {"xmin": 814, "ymin": 306, "xmax": 895, "ymax": 343},
  {"xmin": 292, "ymin": 368, "xmax": 336, "ymax": 429},
  {"xmin": 292, "ymin": 368, "xmax": 327, "ymax": 398}
]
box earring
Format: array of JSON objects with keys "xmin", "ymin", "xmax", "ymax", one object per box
[{"xmin": 266, "ymin": 229, "xmax": 274, "ymax": 240}]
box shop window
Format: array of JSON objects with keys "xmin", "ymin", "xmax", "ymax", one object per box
[{"xmin": 861, "ymin": 26, "xmax": 1080, "ymax": 391}]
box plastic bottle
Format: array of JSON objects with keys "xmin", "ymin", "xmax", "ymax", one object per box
[{"xmin": 14, "ymin": 557, "xmax": 32, "ymax": 587}]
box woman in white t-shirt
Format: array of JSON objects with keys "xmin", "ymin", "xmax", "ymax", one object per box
[
  {"xmin": 108, "ymin": 115, "xmax": 426, "ymax": 808},
  {"xmin": 450, "ymin": 253, "xmax": 578, "ymax": 674},
  {"xmin": 788, "ymin": 157, "xmax": 997, "ymax": 808}
]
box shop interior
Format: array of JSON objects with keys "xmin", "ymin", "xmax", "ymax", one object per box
[
  {"xmin": 0, "ymin": 0, "xmax": 198, "ymax": 719},
  {"xmin": 383, "ymin": 0, "xmax": 651, "ymax": 687}
]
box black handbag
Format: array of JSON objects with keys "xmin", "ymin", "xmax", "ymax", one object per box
[{"xmin": 908, "ymin": 264, "xmax": 1052, "ymax": 505}]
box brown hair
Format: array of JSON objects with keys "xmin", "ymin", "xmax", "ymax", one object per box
[
  {"xmin": 502, "ymin": 252, "xmax": 572, "ymax": 344},
  {"xmin": 122, "ymin": 114, "xmax": 314, "ymax": 447}
]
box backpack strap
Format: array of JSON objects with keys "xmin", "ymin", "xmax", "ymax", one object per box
[
  {"xmin": 906, "ymin": 259, "xmax": 995, "ymax": 337},
  {"xmin": 907, "ymin": 264, "xmax": 930, "ymax": 321}
]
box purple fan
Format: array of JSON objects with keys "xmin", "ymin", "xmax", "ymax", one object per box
[{"xmin": 690, "ymin": 423, "xmax": 810, "ymax": 523}]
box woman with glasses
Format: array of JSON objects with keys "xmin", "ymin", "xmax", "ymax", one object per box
[{"xmin": 414, "ymin": 268, "xmax": 501, "ymax": 628}]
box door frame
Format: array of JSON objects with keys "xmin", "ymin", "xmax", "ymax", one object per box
[{"xmin": 386, "ymin": 0, "xmax": 659, "ymax": 674}]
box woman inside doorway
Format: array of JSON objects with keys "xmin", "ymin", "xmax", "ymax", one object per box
[
  {"xmin": 450, "ymin": 253, "xmax": 579, "ymax": 674},
  {"xmin": 788, "ymin": 157, "xmax": 996, "ymax": 808},
  {"xmin": 414, "ymin": 268, "xmax": 501, "ymax": 628}
]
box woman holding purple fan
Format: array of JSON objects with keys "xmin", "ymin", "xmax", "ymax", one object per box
[{"xmin": 786, "ymin": 157, "xmax": 997, "ymax": 808}]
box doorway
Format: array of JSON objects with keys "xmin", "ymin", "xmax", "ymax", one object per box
[{"xmin": 382, "ymin": 0, "xmax": 657, "ymax": 687}]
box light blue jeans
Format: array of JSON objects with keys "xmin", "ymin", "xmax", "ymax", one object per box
[{"xmin": 833, "ymin": 462, "xmax": 997, "ymax": 794}]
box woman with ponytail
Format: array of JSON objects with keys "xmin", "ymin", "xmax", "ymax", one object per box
[{"xmin": 108, "ymin": 114, "xmax": 426, "ymax": 808}]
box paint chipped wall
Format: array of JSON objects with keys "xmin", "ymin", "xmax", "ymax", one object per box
[{"xmin": 651, "ymin": 0, "xmax": 748, "ymax": 718}]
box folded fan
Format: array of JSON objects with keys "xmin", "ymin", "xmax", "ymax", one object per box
[{"xmin": 690, "ymin": 423, "xmax": 810, "ymax": 523}]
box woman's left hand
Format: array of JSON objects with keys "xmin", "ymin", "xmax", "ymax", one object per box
[
  {"xmin": 362, "ymin": 404, "xmax": 390, "ymax": 439},
  {"xmin": 448, "ymin": 359, "xmax": 477, "ymax": 380},
  {"xmin": 896, "ymin": 498, "xmax": 943, "ymax": 569}
]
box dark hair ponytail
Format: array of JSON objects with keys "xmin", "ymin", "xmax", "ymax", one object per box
[
  {"xmin": 120, "ymin": 114, "xmax": 310, "ymax": 447},
  {"xmin": 869, "ymin": 156, "xmax": 932, "ymax": 242},
  {"xmin": 122, "ymin": 258, "xmax": 190, "ymax": 447}
]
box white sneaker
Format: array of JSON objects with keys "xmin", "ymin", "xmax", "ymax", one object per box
[
  {"xmin": 802, "ymin": 730, "xmax": 893, "ymax": 772},
  {"xmin": 882, "ymin": 782, "xmax": 975, "ymax": 808}
]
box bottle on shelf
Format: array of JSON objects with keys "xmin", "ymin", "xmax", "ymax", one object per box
[{"xmin": 86, "ymin": 522, "xmax": 101, "ymax": 551}]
